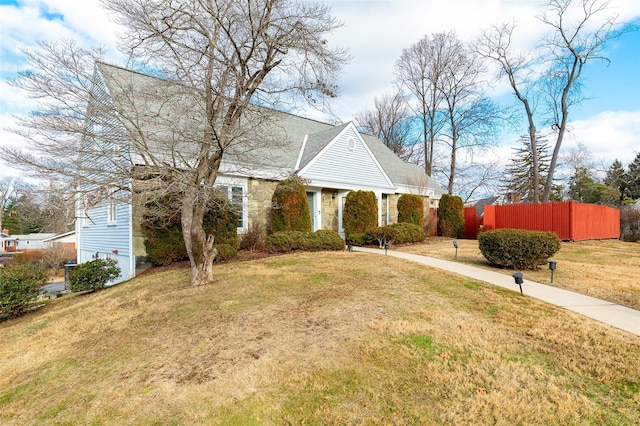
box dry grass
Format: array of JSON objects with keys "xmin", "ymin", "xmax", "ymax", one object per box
[
  {"xmin": 1, "ymin": 251, "xmax": 639, "ymax": 425},
  {"xmin": 397, "ymin": 237, "xmax": 640, "ymax": 310}
]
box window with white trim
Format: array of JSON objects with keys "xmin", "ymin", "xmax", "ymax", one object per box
[
  {"xmin": 107, "ymin": 199, "xmax": 117, "ymax": 225},
  {"xmin": 216, "ymin": 184, "xmax": 245, "ymax": 228}
]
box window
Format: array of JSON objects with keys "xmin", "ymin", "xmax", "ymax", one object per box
[
  {"xmin": 107, "ymin": 199, "xmax": 117, "ymax": 225},
  {"xmin": 215, "ymin": 184, "xmax": 245, "ymax": 228}
]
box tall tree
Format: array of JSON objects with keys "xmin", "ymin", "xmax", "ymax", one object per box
[
  {"xmin": 0, "ymin": 178, "xmax": 22, "ymax": 231},
  {"xmin": 4, "ymin": 0, "xmax": 348, "ymax": 286},
  {"xmin": 502, "ymin": 134, "xmax": 553, "ymax": 202},
  {"xmin": 354, "ymin": 90, "xmax": 416, "ymax": 161},
  {"xmin": 604, "ymin": 159, "xmax": 627, "ymax": 205},
  {"xmin": 395, "ymin": 32, "xmax": 452, "ymax": 176},
  {"xmin": 477, "ymin": 0, "xmax": 630, "ymax": 202},
  {"xmin": 627, "ymin": 152, "xmax": 640, "ymax": 200}
]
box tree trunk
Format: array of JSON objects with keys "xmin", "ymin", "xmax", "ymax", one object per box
[{"xmin": 181, "ymin": 185, "xmax": 217, "ymax": 286}]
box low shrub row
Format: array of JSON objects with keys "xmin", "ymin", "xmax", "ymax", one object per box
[
  {"xmin": 367, "ymin": 223, "xmax": 426, "ymax": 247},
  {"xmin": 478, "ymin": 228, "xmax": 561, "ymax": 270},
  {"xmin": 266, "ymin": 230, "xmax": 345, "ymax": 253}
]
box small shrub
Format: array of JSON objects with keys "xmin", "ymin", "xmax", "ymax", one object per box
[
  {"xmin": 424, "ymin": 208, "xmax": 438, "ymax": 237},
  {"xmin": 270, "ymin": 177, "xmax": 311, "ymax": 233},
  {"xmin": 343, "ymin": 190, "xmax": 378, "ymax": 245},
  {"xmin": 367, "ymin": 226, "xmax": 399, "ymax": 248},
  {"xmin": 265, "ymin": 230, "xmax": 344, "ymax": 253},
  {"xmin": 240, "ymin": 221, "xmax": 266, "ymax": 252},
  {"xmin": 438, "ymin": 194, "xmax": 465, "ymax": 238},
  {"xmin": 68, "ymin": 258, "xmax": 121, "ymax": 293},
  {"xmin": 397, "ymin": 194, "xmax": 424, "ymax": 226},
  {"xmin": 214, "ymin": 244, "xmax": 238, "ymax": 262},
  {"xmin": 620, "ymin": 205, "xmax": 640, "ymax": 242},
  {"xmin": 478, "ymin": 228, "xmax": 561, "ymax": 270},
  {"xmin": 0, "ymin": 264, "xmax": 47, "ymax": 318},
  {"xmin": 388, "ymin": 222, "xmax": 426, "ymax": 244}
]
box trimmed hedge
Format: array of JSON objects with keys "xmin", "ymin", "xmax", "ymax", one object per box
[
  {"xmin": 214, "ymin": 244, "xmax": 238, "ymax": 262},
  {"xmin": 438, "ymin": 194, "xmax": 465, "ymax": 238},
  {"xmin": 478, "ymin": 228, "xmax": 561, "ymax": 270},
  {"xmin": 343, "ymin": 190, "xmax": 378, "ymax": 245},
  {"xmin": 0, "ymin": 264, "xmax": 47, "ymax": 318},
  {"xmin": 69, "ymin": 258, "xmax": 121, "ymax": 292},
  {"xmin": 270, "ymin": 177, "xmax": 312, "ymax": 233},
  {"xmin": 397, "ymin": 194, "xmax": 424, "ymax": 226},
  {"xmin": 388, "ymin": 222, "xmax": 426, "ymax": 244},
  {"xmin": 142, "ymin": 196, "xmax": 239, "ymax": 266},
  {"xmin": 265, "ymin": 230, "xmax": 345, "ymax": 253}
]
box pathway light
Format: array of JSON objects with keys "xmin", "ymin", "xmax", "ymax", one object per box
[
  {"xmin": 453, "ymin": 240, "xmax": 458, "ymax": 259},
  {"xmin": 512, "ymin": 272, "xmax": 524, "ymax": 295},
  {"xmin": 548, "ymin": 261, "xmax": 557, "ymax": 283}
]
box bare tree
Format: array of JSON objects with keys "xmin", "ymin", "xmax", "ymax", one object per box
[
  {"xmin": 477, "ymin": 0, "xmax": 632, "ymax": 202},
  {"xmin": 475, "ymin": 21, "xmax": 543, "ymax": 202},
  {"xmin": 4, "ymin": 0, "xmax": 348, "ymax": 286},
  {"xmin": 539, "ymin": 0, "xmax": 629, "ymax": 201},
  {"xmin": 437, "ymin": 35, "xmax": 500, "ymax": 194},
  {"xmin": 395, "ymin": 32, "xmax": 453, "ymax": 176},
  {"xmin": 354, "ymin": 90, "xmax": 417, "ymax": 162},
  {"xmin": 0, "ymin": 177, "xmax": 22, "ymax": 231}
]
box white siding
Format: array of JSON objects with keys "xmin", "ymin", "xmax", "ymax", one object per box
[
  {"xmin": 301, "ymin": 128, "xmax": 393, "ymax": 189},
  {"xmin": 78, "ymin": 202, "xmax": 132, "ymax": 285}
]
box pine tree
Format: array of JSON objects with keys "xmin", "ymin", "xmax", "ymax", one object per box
[
  {"xmin": 604, "ymin": 159, "xmax": 627, "ymax": 204},
  {"xmin": 626, "ymin": 153, "xmax": 640, "ymax": 200},
  {"xmin": 502, "ymin": 134, "xmax": 553, "ymax": 202}
]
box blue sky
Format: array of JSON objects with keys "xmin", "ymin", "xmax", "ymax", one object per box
[{"xmin": 1, "ymin": 0, "xmax": 639, "ymax": 180}]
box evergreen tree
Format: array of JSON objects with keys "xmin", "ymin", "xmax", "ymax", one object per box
[
  {"xmin": 604, "ymin": 159, "xmax": 627, "ymax": 205},
  {"xmin": 627, "ymin": 152, "xmax": 640, "ymax": 200},
  {"xmin": 502, "ymin": 134, "xmax": 553, "ymax": 202}
]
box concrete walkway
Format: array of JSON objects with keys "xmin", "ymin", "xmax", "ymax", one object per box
[{"xmin": 354, "ymin": 247, "xmax": 640, "ymax": 337}]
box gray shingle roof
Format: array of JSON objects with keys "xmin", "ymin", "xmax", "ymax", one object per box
[{"xmin": 96, "ymin": 62, "xmax": 444, "ymax": 197}]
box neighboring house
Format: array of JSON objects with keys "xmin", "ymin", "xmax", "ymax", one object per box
[
  {"xmin": 10, "ymin": 233, "xmax": 57, "ymax": 251},
  {"xmin": 1, "ymin": 229, "xmax": 18, "ymax": 253},
  {"xmin": 77, "ymin": 62, "xmax": 445, "ymax": 284},
  {"xmin": 42, "ymin": 231, "xmax": 76, "ymax": 252}
]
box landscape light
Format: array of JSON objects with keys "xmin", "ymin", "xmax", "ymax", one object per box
[
  {"xmin": 452, "ymin": 240, "xmax": 458, "ymax": 259},
  {"xmin": 384, "ymin": 241, "xmax": 389, "ymax": 255},
  {"xmin": 512, "ymin": 272, "xmax": 524, "ymax": 295},
  {"xmin": 548, "ymin": 261, "xmax": 557, "ymax": 283}
]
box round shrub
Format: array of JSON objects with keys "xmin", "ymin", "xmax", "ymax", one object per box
[
  {"xmin": 270, "ymin": 177, "xmax": 311, "ymax": 233},
  {"xmin": 343, "ymin": 190, "xmax": 378, "ymax": 245},
  {"xmin": 388, "ymin": 222, "xmax": 426, "ymax": 244},
  {"xmin": 397, "ymin": 194, "xmax": 424, "ymax": 226},
  {"xmin": 478, "ymin": 228, "xmax": 561, "ymax": 270},
  {"xmin": 438, "ymin": 194, "xmax": 464, "ymax": 238},
  {"xmin": 69, "ymin": 258, "xmax": 121, "ymax": 293},
  {"xmin": 367, "ymin": 226, "xmax": 399, "ymax": 248},
  {"xmin": 0, "ymin": 264, "xmax": 47, "ymax": 318}
]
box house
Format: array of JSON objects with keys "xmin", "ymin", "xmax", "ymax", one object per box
[
  {"xmin": 77, "ymin": 62, "xmax": 445, "ymax": 284},
  {"xmin": 1, "ymin": 229, "xmax": 18, "ymax": 253},
  {"xmin": 42, "ymin": 231, "xmax": 76, "ymax": 252},
  {"xmin": 1, "ymin": 230, "xmax": 56, "ymax": 252}
]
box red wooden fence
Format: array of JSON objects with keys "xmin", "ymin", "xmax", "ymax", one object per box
[{"xmin": 464, "ymin": 201, "xmax": 620, "ymax": 241}]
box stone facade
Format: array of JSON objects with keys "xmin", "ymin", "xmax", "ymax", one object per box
[
  {"xmin": 247, "ymin": 178, "xmax": 278, "ymax": 234},
  {"xmin": 321, "ymin": 189, "xmax": 339, "ymax": 231}
]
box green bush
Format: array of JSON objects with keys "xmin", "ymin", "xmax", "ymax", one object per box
[
  {"xmin": 265, "ymin": 230, "xmax": 344, "ymax": 253},
  {"xmin": 142, "ymin": 196, "xmax": 239, "ymax": 266},
  {"xmin": 438, "ymin": 194, "xmax": 465, "ymax": 238},
  {"xmin": 270, "ymin": 177, "xmax": 311, "ymax": 233},
  {"xmin": 397, "ymin": 194, "xmax": 424, "ymax": 226},
  {"xmin": 343, "ymin": 190, "xmax": 378, "ymax": 245},
  {"xmin": 214, "ymin": 244, "xmax": 238, "ymax": 262},
  {"xmin": 388, "ymin": 222, "xmax": 426, "ymax": 244},
  {"xmin": 367, "ymin": 226, "xmax": 399, "ymax": 248},
  {"xmin": 68, "ymin": 258, "xmax": 121, "ymax": 293},
  {"xmin": 0, "ymin": 264, "xmax": 47, "ymax": 318},
  {"xmin": 478, "ymin": 228, "xmax": 561, "ymax": 270}
]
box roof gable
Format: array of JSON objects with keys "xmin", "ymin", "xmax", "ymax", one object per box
[{"xmin": 299, "ymin": 123, "xmax": 394, "ymax": 189}]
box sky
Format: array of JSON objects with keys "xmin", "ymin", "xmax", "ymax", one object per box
[{"xmin": 1, "ymin": 0, "xmax": 639, "ymax": 183}]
